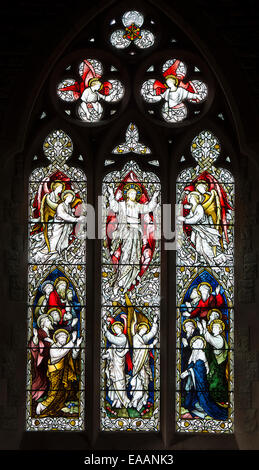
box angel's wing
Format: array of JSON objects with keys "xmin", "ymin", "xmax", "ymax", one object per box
[
  {"xmin": 81, "ymin": 59, "xmax": 98, "ymax": 87},
  {"xmin": 202, "ymin": 189, "xmax": 223, "ymax": 249},
  {"xmin": 40, "ymin": 191, "xmax": 63, "ymax": 252},
  {"xmin": 31, "ymin": 179, "xmax": 51, "ymax": 234},
  {"xmin": 202, "ymin": 189, "xmax": 221, "ymax": 226},
  {"xmin": 142, "ymin": 79, "xmax": 163, "ymax": 103},
  {"xmin": 125, "ymin": 293, "xmax": 136, "ymax": 347}
]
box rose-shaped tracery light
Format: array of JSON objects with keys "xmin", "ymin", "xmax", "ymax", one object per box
[
  {"xmin": 141, "ymin": 58, "xmax": 208, "ymax": 123},
  {"xmin": 110, "ymin": 10, "xmax": 155, "ymax": 50},
  {"xmin": 57, "ymin": 58, "xmax": 124, "ymax": 123}
]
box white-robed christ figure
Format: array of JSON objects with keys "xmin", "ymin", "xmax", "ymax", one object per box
[{"xmin": 107, "ymin": 182, "xmax": 159, "ymax": 294}]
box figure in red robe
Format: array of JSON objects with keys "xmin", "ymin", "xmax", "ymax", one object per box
[{"xmin": 188, "ymin": 283, "xmax": 225, "ymax": 319}]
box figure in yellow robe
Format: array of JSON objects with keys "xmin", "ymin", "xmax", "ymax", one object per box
[{"xmin": 36, "ymin": 329, "xmax": 82, "ymax": 416}]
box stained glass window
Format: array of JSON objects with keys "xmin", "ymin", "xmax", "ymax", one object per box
[
  {"xmin": 26, "ymin": 130, "xmax": 87, "ymax": 431},
  {"xmin": 175, "ymin": 130, "xmax": 234, "ymax": 433},
  {"xmin": 100, "ymin": 159, "xmax": 161, "ymax": 431},
  {"xmin": 141, "ymin": 58, "xmax": 208, "ymax": 123},
  {"xmin": 56, "ymin": 58, "xmax": 124, "ymax": 122},
  {"xmin": 24, "ymin": 0, "xmax": 238, "ymax": 441},
  {"xmin": 110, "ymin": 10, "xmax": 155, "ymax": 50}
]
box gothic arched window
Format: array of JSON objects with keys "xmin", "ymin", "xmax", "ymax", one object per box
[
  {"xmin": 101, "ymin": 145, "xmax": 161, "ymax": 432},
  {"xmin": 25, "ymin": 1, "xmax": 237, "ymax": 439}
]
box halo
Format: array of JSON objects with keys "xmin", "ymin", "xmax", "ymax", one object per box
[
  {"xmin": 88, "ymin": 77, "xmax": 101, "ymax": 87},
  {"xmin": 50, "ymin": 180, "xmax": 65, "ymax": 192},
  {"xmin": 61, "ymin": 189, "xmax": 76, "ymax": 202},
  {"xmin": 37, "ymin": 313, "xmax": 53, "ymax": 329},
  {"xmin": 53, "ymin": 328, "xmax": 71, "ymax": 344},
  {"xmin": 54, "ymin": 276, "xmax": 69, "ymax": 288},
  {"xmin": 208, "ymin": 319, "xmax": 225, "ymax": 334},
  {"xmin": 40, "ymin": 280, "xmax": 54, "ymax": 293},
  {"xmin": 195, "ymin": 179, "xmax": 209, "ymax": 189},
  {"xmin": 111, "ymin": 321, "xmax": 124, "ymax": 334},
  {"xmin": 190, "ymin": 335, "xmax": 206, "ymax": 349},
  {"xmin": 47, "ymin": 307, "xmax": 62, "ymax": 317},
  {"xmin": 207, "ymin": 308, "xmax": 222, "ymax": 321},
  {"xmin": 123, "ymin": 182, "xmax": 142, "ymax": 201},
  {"xmin": 182, "ymin": 318, "xmax": 197, "ymax": 332},
  {"xmin": 197, "ymin": 282, "xmax": 212, "ymax": 295},
  {"xmin": 165, "ymin": 74, "xmax": 179, "ymax": 86},
  {"xmin": 137, "ymin": 321, "xmax": 150, "ymax": 333}
]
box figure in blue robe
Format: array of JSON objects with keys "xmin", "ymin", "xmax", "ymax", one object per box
[{"xmin": 183, "ymin": 358, "xmax": 228, "ymax": 420}]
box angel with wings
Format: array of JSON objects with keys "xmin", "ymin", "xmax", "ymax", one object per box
[
  {"xmin": 30, "ymin": 178, "xmax": 65, "ymax": 252},
  {"xmin": 103, "ymin": 294, "xmax": 158, "ymax": 413},
  {"xmin": 129, "ymin": 310, "xmax": 158, "ymax": 412},
  {"xmin": 141, "ymin": 59, "xmax": 207, "ymax": 122},
  {"xmin": 58, "ymin": 59, "xmax": 124, "ymax": 122},
  {"xmin": 178, "ymin": 172, "xmax": 233, "ymax": 265},
  {"xmin": 30, "ymin": 175, "xmax": 84, "ymax": 263},
  {"xmin": 103, "ymin": 313, "xmax": 131, "ymax": 409}
]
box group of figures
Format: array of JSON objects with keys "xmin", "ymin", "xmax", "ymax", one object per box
[
  {"xmin": 176, "ymin": 131, "xmax": 234, "ymax": 433},
  {"xmin": 55, "ymin": 10, "xmax": 210, "ymax": 127},
  {"xmin": 101, "ymin": 161, "xmax": 161, "ymax": 431},
  {"xmin": 29, "ymin": 273, "xmax": 83, "ymax": 418},
  {"xmin": 102, "ymin": 295, "xmax": 158, "ymax": 415},
  {"xmin": 180, "ymin": 281, "xmax": 229, "ymax": 421},
  {"xmin": 27, "ymin": 132, "xmax": 86, "ymax": 431}
]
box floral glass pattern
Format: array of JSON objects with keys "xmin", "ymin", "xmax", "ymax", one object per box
[
  {"xmin": 175, "ymin": 130, "xmax": 234, "ymax": 433},
  {"xmin": 100, "ymin": 160, "xmax": 161, "ymax": 431},
  {"xmin": 26, "ymin": 130, "xmax": 87, "ymax": 431},
  {"xmin": 112, "ymin": 123, "xmax": 151, "ymax": 155},
  {"xmin": 110, "ymin": 10, "xmax": 155, "ymax": 50}
]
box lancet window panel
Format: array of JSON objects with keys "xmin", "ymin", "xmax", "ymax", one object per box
[
  {"xmin": 26, "ymin": 130, "xmax": 87, "ymax": 431},
  {"xmin": 100, "ymin": 159, "xmax": 161, "ymax": 432},
  {"xmin": 175, "ymin": 130, "xmax": 234, "ymax": 434}
]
